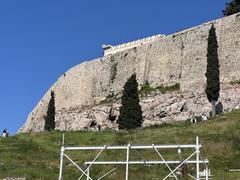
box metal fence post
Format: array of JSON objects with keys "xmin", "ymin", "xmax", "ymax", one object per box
[
  {"xmin": 196, "ymin": 136, "xmax": 200, "ymax": 180},
  {"xmin": 206, "ymin": 164, "xmax": 208, "ymax": 180},
  {"xmin": 58, "ymin": 134, "xmax": 65, "ymax": 180},
  {"xmin": 87, "ymin": 167, "xmax": 90, "ymax": 180},
  {"xmin": 126, "ymin": 144, "xmax": 130, "ymax": 180}
]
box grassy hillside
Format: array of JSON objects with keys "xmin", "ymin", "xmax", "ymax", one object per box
[{"xmin": 0, "ymin": 110, "xmax": 240, "ymax": 179}]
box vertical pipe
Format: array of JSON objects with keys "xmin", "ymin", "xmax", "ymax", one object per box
[
  {"xmin": 58, "ymin": 146, "xmax": 65, "ymax": 180},
  {"xmin": 58, "ymin": 134, "xmax": 65, "ymax": 180},
  {"xmin": 126, "ymin": 144, "xmax": 130, "ymax": 180},
  {"xmin": 196, "ymin": 136, "xmax": 200, "ymax": 180},
  {"xmin": 206, "ymin": 165, "xmax": 208, "ymax": 180},
  {"xmin": 87, "ymin": 167, "xmax": 90, "ymax": 180}
]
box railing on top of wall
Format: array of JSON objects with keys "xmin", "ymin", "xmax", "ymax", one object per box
[{"xmin": 102, "ymin": 34, "xmax": 165, "ymax": 56}]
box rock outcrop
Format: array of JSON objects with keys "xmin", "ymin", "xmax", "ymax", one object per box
[{"xmin": 19, "ymin": 13, "xmax": 240, "ymax": 133}]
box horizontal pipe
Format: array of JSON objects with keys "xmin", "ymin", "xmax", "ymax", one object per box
[
  {"xmin": 65, "ymin": 146, "xmax": 127, "ymax": 150},
  {"xmin": 65, "ymin": 144, "xmax": 201, "ymax": 151},
  {"xmin": 229, "ymin": 169, "xmax": 240, "ymax": 172},
  {"xmin": 84, "ymin": 160, "xmax": 208, "ymax": 165}
]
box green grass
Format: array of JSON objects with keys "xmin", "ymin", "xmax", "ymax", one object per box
[
  {"xmin": 156, "ymin": 83, "xmax": 180, "ymax": 94},
  {"xmin": 1, "ymin": 110, "xmax": 240, "ymax": 179},
  {"xmin": 140, "ymin": 83, "xmax": 180, "ymax": 96}
]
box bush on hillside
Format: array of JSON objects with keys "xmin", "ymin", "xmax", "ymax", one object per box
[
  {"xmin": 205, "ymin": 25, "xmax": 220, "ymax": 117},
  {"xmin": 44, "ymin": 91, "xmax": 56, "ymax": 131},
  {"xmin": 117, "ymin": 73, "xmax": 143, "ymax": 129},
  {"xmin": 223, "ymin": 0, "xmax": 240, "ymax": 16}
]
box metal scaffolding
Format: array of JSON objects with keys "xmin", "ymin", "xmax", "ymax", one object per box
[{"xmin": 58, "ymin": 135, "xmax": 210, "ymax": 180}]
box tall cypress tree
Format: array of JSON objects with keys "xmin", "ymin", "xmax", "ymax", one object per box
[
  {"xmin": 223, "ymin": 0, "xmax": 240, "ymax": 16},
  {"xmin": 44, "ymin": 91, "xmax": 56, "ymax": 131},
  {"xmin": 205, "ymin": 25, "xmax": 220, "ymax": 117},
  {"xmin": 117, "ymin": 73, "xmax": 143, "ymax": 129}
]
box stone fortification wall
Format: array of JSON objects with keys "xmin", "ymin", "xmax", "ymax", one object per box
[{"xmin": 19, "ymin": 13, "xmax": 240, "ymax": 132}]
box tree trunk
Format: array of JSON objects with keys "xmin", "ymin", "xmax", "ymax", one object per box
[{"xmin": 211, "ymin": 100, "xmax": 216, "ymax": 117}]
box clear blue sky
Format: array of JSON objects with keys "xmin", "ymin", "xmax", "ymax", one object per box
[{"xmin": 0, "ymin": 0, "xmax": 227, "ymax": 134}]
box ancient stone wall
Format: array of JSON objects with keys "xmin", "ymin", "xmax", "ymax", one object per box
[{"xmin": 19, "ymin": 13, "xmax": 240, "ymax": 133}]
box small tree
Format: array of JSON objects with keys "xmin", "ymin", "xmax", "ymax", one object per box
[
  {"xmin": 117, "ymin": 73, "xmax": 143, "ymax": 129},
  {"xmin": 223, "ymin": 0, "xmax": 240, "ymax": 16},
  {"xmin": 205, "ymin": 25, "xmax": 220, "ymax": 117},
  {"xmin": 44, "ymin": 91, "xmax": 56, "ymax": 131}
]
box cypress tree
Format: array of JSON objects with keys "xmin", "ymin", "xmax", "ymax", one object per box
[
  {"xmin": 117, "ymin": 73, "xmax": 143, "ymax": 129},
  {"xmin": 205, "ymin": 25, "xmax": 220, "ymax": 117},
  {"xmin": 44, "ymin": 91, "xmax": 56, "ymax": 131},
  {"xmin": 223, "ymin": 0, "xmax": 240, "ymax": 16}
]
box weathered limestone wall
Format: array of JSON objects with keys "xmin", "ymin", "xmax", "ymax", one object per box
[{"xmin": 19, "ymin": 13, "xmax": 240, "ymax": 133}]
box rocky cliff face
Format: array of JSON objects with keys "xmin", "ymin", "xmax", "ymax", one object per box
[{"xmin": 19, "ymin": 13, "xmax": 240, "ymax": 133}]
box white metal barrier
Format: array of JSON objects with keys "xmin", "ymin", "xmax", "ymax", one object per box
[{"xmin": 58, "ymin": 135, "xmax": 210, "ymax": 180}]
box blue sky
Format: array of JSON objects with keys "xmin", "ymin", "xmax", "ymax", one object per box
[{"xmin": 0, "ymin": 0, "xmax": 227, "ymax": 134}]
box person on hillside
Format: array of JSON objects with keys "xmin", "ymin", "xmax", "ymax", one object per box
[
  {"xmin": 2, "ymin": 128, "xmax": 9, "ymax": 137},
  {"xmin": 97, "ymin": 125, "xmax": 101, "ymax": 132},
  {"xmin": 201, "ymin": 114, "xmax": 208, "ymax": 123},
  {"xmin": 190, "ymin": 115, "xmax": 197, "ymax": 124}
]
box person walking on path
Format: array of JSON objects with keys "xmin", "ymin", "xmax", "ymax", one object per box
[
  {"xmin": 190, "ymin": 115, "xmax": 197, "ymax": 124},
  {"xmin": 201, "ymin": 114, "xmax": 208, "ymax": 123},
  {"xmin": 2, "ymin": 128, "xmax": 9, "ymax": 137}
]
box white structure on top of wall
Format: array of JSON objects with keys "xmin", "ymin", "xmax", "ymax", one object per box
[{"xmin": 102, "ymin": 34, "xmax": 165, "ymax": 56}]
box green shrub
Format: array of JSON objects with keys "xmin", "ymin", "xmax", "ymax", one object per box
[
  {"xmin": 223, "ymin": 0, "xmax": 240, "ymax": 16},
  {"xmin": 205, "ymin": 25, "xmax": 220, "ymax": 117},
  {"xmin": 110, "ymin": 62, "xmax": 118, "ymax": 83},
  {"xmin": 117, "ymin": 73, "xmax": 143, "ymax": 129},
  {"xmin": 44, "ymin": 91, "xmax": 55, "ymax": 131},
  {"xmin": 140, "ymin": 82, "xmax": 155, "ymax": 94},
  {"xmin": 140, "ymin": 83, "xmax": 180, "ymax": 96},
  {"xmin": 156, "ymin": 83, "xmax": 180, "ymax": 94},
  {"xmin": 230, "ymin": 79, "xmax": 240, "ymax": 85}
]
